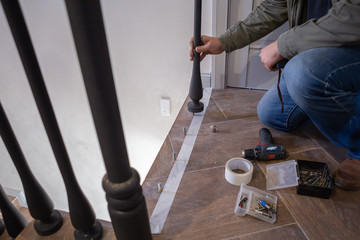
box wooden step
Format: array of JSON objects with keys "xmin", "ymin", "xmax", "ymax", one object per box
[
  {"xmin": 16, "ymin": 211, "xmax": 115, "ymax": 240},
  {"xmin": 0, "ymin": 197, "xmax": 115, "ymax": 239}
]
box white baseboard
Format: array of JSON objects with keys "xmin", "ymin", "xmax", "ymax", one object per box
[
  {"xmin": 201, "ymin": 72, "xmax": 211, "ymax": 88},
  {"xmin": 3, "ymin": 187, "xmax": 27, "ymax": 207}
]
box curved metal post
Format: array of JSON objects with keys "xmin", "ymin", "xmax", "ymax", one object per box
[
  {"xmin": 0, "ymin": 103, "xmax": 63, "ymax": 235},
  {"xmin": 64, "ymin": 0, "xmax": 152, "ymax": 239},
  {"xmin": 0, "ymin": 1, "xmax": 102, "ymax": 239},
  {"xmin": 188, "ymin": 0, "xmax": 204, "ymax": 113},
  {"xmin": 0, "ymin": 184, "xmax": 28, "ymax": 238}
]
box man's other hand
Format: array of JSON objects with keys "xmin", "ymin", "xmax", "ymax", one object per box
[
  {"xmin": 189, "ymin": 35, "xmax": 224, "ymax": 62},
  {"xmin": 260, "ymin": 40, "xmax": 284, "ymax": 71}
]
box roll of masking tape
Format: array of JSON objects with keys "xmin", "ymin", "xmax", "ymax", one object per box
[{"xmin": 225, "ymin": 158, "xmax": 253, "ymax": 186}]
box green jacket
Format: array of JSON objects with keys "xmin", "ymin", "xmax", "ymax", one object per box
[{"xmin": 218, "ymin": 0, "xmax": 360, "ymax": 59}]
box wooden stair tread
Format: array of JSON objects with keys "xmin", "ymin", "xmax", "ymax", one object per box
[{"xmin": 0, "ymin": 210, "xmax": 115, "ymax": 240}]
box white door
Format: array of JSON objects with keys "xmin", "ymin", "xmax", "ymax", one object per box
[{"xmin": 226, "ymin": 0, "xmax": 288, "ymax": 90}]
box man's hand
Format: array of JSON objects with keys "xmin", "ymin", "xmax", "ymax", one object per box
[
  {"xmin": 189, "ymin": 35, "xmax": 224, "ymax": 62},
  {"xmin": 259, "ymin": 40, "xmax": 284, "ymax": 71}
]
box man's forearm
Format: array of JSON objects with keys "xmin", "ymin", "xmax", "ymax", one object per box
[{"xmin": 218, "ymin": 0, "xmax": 288, "ymax": 53}]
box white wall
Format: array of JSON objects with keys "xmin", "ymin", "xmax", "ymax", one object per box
[{"xmin": 0, "ymin": 0, "xmax": 212, "ymax": 221}]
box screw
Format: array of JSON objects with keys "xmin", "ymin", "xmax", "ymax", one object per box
[
  {"xmin": 210, "ymin": 125, "xmax": 217, "ymax": 133},
  {"xmin": 238, "ymin": 195, "xmax": 248, "ymax": 208},
  {"xmin": 172, "ymin": 152, "xmax": 176, "ymax": 160},
  {"xmin": 157, "ymin": 182, "xmax": 162, "ymax": 193},
  {"xmin": 183, "ymin": 127, "xmax": 187, "ymax": 135}
]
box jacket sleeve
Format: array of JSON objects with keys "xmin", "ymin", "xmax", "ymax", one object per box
[
  {"xmin": 218, "ymin": 0, "xmax": 288, "ymax": 53},
  {"xmin": 278, "ymin": 0, "xmax": 360, "ymax": 59}
]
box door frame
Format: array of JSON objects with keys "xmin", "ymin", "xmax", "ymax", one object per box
[{"xmin": 211, "ymin": 0, "xmax": 228, "ymax": 89}]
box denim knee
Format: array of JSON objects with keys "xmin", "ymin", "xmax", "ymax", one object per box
[
  {"xmin": 257, "ymin": 87, "xmax": 291, "ymax": 131},
  {"xmin": 282, "ymin": 55, "xmax": 320, "ymax": 111},
  {"xmin": 257, "ymin": 96, "xmax": 271, "ymax": 126}
]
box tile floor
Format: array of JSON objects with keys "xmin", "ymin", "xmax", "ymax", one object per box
[{"xmin": 143, "ymin": 88, "xmax": 360, "ymax": 240}]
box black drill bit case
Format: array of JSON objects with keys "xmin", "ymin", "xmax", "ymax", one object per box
[{"xmin": 266, "ymin": 159, "xmax": 334, "ymax": 199}]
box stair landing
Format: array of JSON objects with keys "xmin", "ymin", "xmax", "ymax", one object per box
[{"xmin": 143, "ymin": 88, "xmax": 359, "ymax": 240}]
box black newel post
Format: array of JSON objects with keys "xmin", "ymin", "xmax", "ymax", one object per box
[
  {"xmin": 0, "ymin": 184, "xmax": 28, "ymax": 238},
  {"xmin": 0, "ymin": 1, "xmax": 102, "ymax": 239},
  {"xmin": 188, "ymin": 0, "xmax": 204, "ymax": 113},
  {"xmin": 64, "ymin": 0, "xmax": 152, "ymax": 239},
  {"xmin": 0, "ymin": 103, "xmax": 63, "ymax": 235}
]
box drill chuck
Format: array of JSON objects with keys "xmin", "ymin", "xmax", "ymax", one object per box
[{"xmin": 242, "ymin": 149, "xmax": 256, "ymax": 160}]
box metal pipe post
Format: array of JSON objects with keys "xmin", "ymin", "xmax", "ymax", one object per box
[{"xmin": 64, "ymin": 0, "xmax": 152, "ymax": 239}]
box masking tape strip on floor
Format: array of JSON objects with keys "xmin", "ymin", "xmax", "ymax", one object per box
[{"xmin": 150, "ymin": 88, "xmax": 212, "ymax": 234}]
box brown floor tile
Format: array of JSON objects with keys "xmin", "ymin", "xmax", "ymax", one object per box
[
  {"xmin": 168, "ymin": 127, "xmax": 187, "ymax": 160},
  {"xmin": 202, "ymin": 97, "xmax": 228, "ymax": 124},
  {"xmin": 0, "ymin": 230, "xmax": 11, "ymax": 240},
  {"xmin": 230, "ymin": 223, "xmax": 307, "ymax": 240},
  {"xmin": 256, "ymin": 149, "xmax": 360, "ymax": 240},
  {"xmin": 260, "ymin": 127, "xmax": 320, "ymax": 155},
  {"xmin": 185, "ymin": 119, "xmax": 320, "ymax": 173},
  {"xmin": 145, "ymin": 88, "xmax": 359, "ymax": 240},
  {"xmin": 170, "ymin": 97, "xmax": 193, "ymax": 131},
  {"xmin": 157, "ymin": 165, "xmax": 294, "ymax": 239},
  {"xmin": 301, "ymin": 124, "xmax": 348, "ymax": 164},
  {"xmin": 185, "ymin": 118, "xmax": 261, "ymax": 172},
  {"xmin": 146, "ymin": 136, "xmax": 176, "ymax": 180},
  {"xmin": 143, "ymin": 176, "xmax": 169, "ymax": 217},
  {"xmin": 211, "ymin": 89, "xmax": 265, "ymax": 120}
]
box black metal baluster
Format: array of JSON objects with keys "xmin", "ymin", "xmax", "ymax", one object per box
[
  {"xmin": 0, "ymin": 184, "xmax": 28, "ymax": 238},
  {"xmin": 64, "ymin": 0, "xmax": 152, "ymax": 239},
  {"xmin": 0, "ymin": 219, "xmax": 5, "ymax": 235},
  {"xmin": 0, "ymin": 102, "xmax": 63, "ymax": 235},
  {"xmin": 0, "ymin": 1, "xmax": 102, "ymax": 239},
  {"xmin": 188, "ymin": 0, "xmax": 204, "ymax": 113}
]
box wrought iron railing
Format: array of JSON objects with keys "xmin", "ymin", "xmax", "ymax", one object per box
[{"xmin": 0, "ymin": 0, "xmax": 154, "ymax": 239}]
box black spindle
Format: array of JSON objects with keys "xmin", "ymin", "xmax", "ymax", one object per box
[
  {"xmin": 0, "ymin": 102, "xmax": 63, "ymax": 235},
  {"xmin": 0, "ymin": 184, "xmax": 28, "ymax": 238},
  {"xmin": 0, "ymin": 219, "xmax": 5, "ymax": 235},
  {"xmin": 188, "ymin": 0, "xmax": 204, "ymax": 113},
  {"xmin": 64, "ymin": 0, "xmax": 152, "ymax": 239},
  {"xmin": 0, "ymin": 1, "xmax": 102, "ymax": 239}
]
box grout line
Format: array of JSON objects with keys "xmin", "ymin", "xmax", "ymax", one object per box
[
  {"xmin": 220, "ymin": 222, "xmax": 298, "ymax": 240},
  {"xmin": 211, "ymin": 95, "xmax": 229, "ymax": 121},
  {"xmin": 288, "ymin": 147, "xmax": 322, "ymax": 155},
  {"xmin": 254, "ymin": 161, "xmax": 310, "ymax": 240},
  {"xmin": 167, "ymin": 135, "xmax": 175, "ymax": 154},
  {"xmin": 184, "ymin": 164, "xmax": 225, "ymax": 175},
  {"xmin": 275, "ymin": 191, "xmax": 310, "ymax": 240}
]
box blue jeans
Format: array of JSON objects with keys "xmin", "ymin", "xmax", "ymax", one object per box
[{"xmin": 257, "ymin": 46, "xmax": 360, "ymax": 160}]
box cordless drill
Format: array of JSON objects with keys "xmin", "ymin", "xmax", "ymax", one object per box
[{"xmin": 242, "ymin": 128, "xmax": 287, "ymax": 160}]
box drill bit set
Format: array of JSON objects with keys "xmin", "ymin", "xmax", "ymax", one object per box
[
  {"xmin": 266, "ymin": 159, "xmax": 334, "ymax": 199},
  {"xmin": 299, "ymin": 169, "xmax": 331, "ymax": 188},
  {"xmin": 234, "ymin": 184, "xmax": 278, "ymax": 224},
  {"xmin": 296, "ymin": 159, "xmax": 334, "ymax": 198}
]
